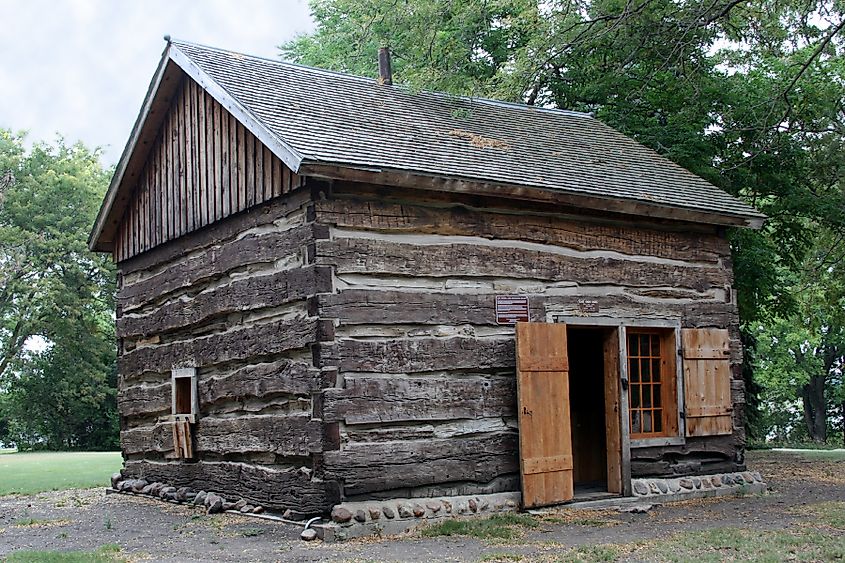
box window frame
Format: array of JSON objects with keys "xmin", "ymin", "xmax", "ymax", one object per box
[
  {"xmin": 171, "ymin": 367, "xmax": 198, "ymax": 423},
  {"xmin": 623, "ymin": 326, "xmax": 685, "ymax": 447}
]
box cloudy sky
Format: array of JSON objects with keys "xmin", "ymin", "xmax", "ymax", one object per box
[{"xmin": 0, "ymin": 0, "xmax": 314, "ymax": 165}]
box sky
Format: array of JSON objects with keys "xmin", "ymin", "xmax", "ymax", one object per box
[{"xmin": 0, "ymin": 0, "xmax": 315, "ymax": 165}]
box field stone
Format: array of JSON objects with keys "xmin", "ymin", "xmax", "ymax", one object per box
[
  {"xmin": 398, "ymin": 504, "xmax": 414, "ymax": 518},
  {"xmin": 649, "ymin": 482, "xmax": 661, "ymax": 495},
  {"xmin": 441, "ymin": 500, "xmax": 453, "ymax": 513},
  {"xmin": 175, "ymin": 487, "xmax": 190, "ymax": 502},
  {"xmin": 468, "ymin": 499, "xmax": 478, "ymax": 512},
  {"xmin": 412, "ymin": 505, "xmax": 425, "ymax": 518},
  {"xmin": 233, "ymin": 499, "xmax": 248, "ymax": 511},
  {"xmin": 194, "ymin": 491, "xmax": 207, "ymax": 505},
  {"xmin": 251, "ymin": 506, "xmax": 264, "ymax": 514},
  {"xmin": 692, "ymin": 477, "xmax": 702, "ymax": 489},
  {"xmin": 331, "ymin": 507, "xmax": 353, "ymax": 523},
  {"xmin": 701, "ymin": 479, "xmax": 712, "ymax": 489},
  {"xmin": 159, "ymin": 486, "xmax": 176, "ymax": 499},
  {"xmin": 478, "ymin": 498, "xmax": 490, "ymax": 511},
  {"xmin": 368, "ymin": 507, "xmax": 381, "ymax": 520},
  {"xmin": 111, "ymin": 473, "xmax": 122, "ymax": 488},
  {"xmin": 633, "ymin": 481, "xmax": 649, "ymax": 495},
  {"xmin": 742, "ymin": 472, "xmax": 755, "ymax": 484},
  {"xmin": 204, "ymin": 493, "xmax": 220, "ymax": 507},
  {"xmin": 354, "ymin": 510, "xmax": 367, "ymax": 523},
  {"xmin": 240, "ymin": 505, "xmax": 254, "ymax": 513},
  {"xmin": 382, "ymin": 506, "xmax": 395, "ymax": 519},
  {"xmin": 300, "ymin": 528, "xmax": 318, "ymax": 541},
  {"xmin": 222, "ymin": 502, "xmax": 236, "ymax": 511},
  {"xmin": 711, "ymin": 476, "xmax": 722, "ymax": 487},
  {"xmin": 722, "ymin": 475, "xmax": 734, "ymax": 486},
  {"xmin": 425, "ymin": 501, "xmax": 441, "ymax": 513},
  {"xmin": 207, "ymin": 496, "xmax": 224, "ymax": 514},
  {"xmin": 679, "ymin": 478, "xmax": 694, "ymax": 490},
  {"xmin": 668, "ymin": 481, "xmax": 681, "ymax": 493},
  {"xmin": 141, "ymin": 484, "xmax": 155, "ymax": 495},
  {"xmin": 656, "ymin": 481, "xmax": 669, "ymax": 494},
  {"xmin": 752, "ymin": 471, "xmax": 763, "ymax": 482}
]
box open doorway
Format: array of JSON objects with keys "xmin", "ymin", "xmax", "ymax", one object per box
[{"xmin": 567, "ymin": 326, "xmax": 622, "ymax": 500}]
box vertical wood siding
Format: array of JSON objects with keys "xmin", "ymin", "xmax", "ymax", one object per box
[{"xmin": 114, "ymin": 77, "xmax": 304, "ymax": 263}]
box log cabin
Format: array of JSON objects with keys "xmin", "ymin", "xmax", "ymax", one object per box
[{"xmin": 89, "ymin": 38, "xmax": 766, "ymax": 516}]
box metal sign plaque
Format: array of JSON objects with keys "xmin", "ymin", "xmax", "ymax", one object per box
[{"xmin": 495, "ymin": 295, "xmax": 530, "ymax": 325}]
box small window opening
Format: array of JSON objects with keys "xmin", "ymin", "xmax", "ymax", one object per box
[{"xmin": 170, "ymin": 367, "xmax": 198, "ymax": 421}]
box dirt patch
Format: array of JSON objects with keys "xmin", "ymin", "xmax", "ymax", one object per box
[{"xmin": 1, "ymin": 450, "xmax": 842, "ymax": 562}]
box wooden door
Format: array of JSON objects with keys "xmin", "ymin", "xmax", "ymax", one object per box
[
  {"xmin": 682, "ymin": 328, "xmax": 733, "ymax": 436},
  {"xmin": 516, "ymin": 322, "xmax": 573, "ymax": 508}
]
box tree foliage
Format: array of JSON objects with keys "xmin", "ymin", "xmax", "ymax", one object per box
[
  {"xmin": 284, "ymin": 0, "xmax": 845, "ymax": 441},
  {"xmin": 0, "ymin": 130, "xmax": 117, "ymax": 450}
]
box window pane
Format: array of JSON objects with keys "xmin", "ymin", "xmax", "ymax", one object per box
[
  {"xmin": 631, "ymin": 411, "xmax": 641, "ymax": 434},
  {"xmin": 630, "ymin": 359, "xmax": 640, "ymax": 382},
  {"xmin": 640, "ymin": 335, "xmax": 650, "ymax": 356},
  {"xmin": 654, "ymin": 411, "xmax": 663, "ymax": 433},
  {"xmin": 654, "ymin": 384, "xmax": 662, "ymax": 407},
  {"xmin": 629, "ymin": 334, "xmax": 639, "ymax": 356},
  {"xmin": 652, "ymin": 334, "xmax": 661, "ymax": 355},
  {"xmin": 643, "ymin": 385, "xmax": 652, "ymax": 408},
  {"xmin": 631, "ymin": 385, "xmax": 640, "ymax": 408},
  {"xmin": 641, "ymin": 359, "xmax": 650, "ymax": 382},
  {"xmin": 652, "ymin": 358, "xmax": 662, "ymax": 383},
  {"xmin": 643, "ymin": 411, "xmax": 652, "ymax": 433}
]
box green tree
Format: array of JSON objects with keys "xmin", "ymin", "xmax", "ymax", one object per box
[
  {"xmin": 284, "ymin": 0, "xmax": 845, "ymax": 441},
  {"xmin": 0, "ymin": 130, "xmax": 117, "ymax": 450}
]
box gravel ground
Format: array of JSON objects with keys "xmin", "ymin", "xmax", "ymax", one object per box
[{"xmin": 1, "ymin": 449, "xmax": 843, "ymax": 562}]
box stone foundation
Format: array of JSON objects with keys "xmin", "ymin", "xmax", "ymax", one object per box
[
  {"xmin": 631, "ymin": 470, "xmax": 766, "ymax": 500},
  {"xmin": 318, "ymin": 492, "xmax": 522, "ymax": 541}
]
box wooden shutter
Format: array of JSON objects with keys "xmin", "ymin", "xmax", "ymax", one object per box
[
  {"xmin": 682, "ymin": 328, "xmax": 732, "ymax": 437},
  {"xmin": 171, "ymin": 419, "xmax": 194, "ymax": 459},
  {"xmin": 516, "ymin": 322, "xmax": 573, "ymax": 508}
]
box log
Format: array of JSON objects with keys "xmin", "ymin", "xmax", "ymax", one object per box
[
  {"xmin": 120, "ymin": 223, "xmax": 327, "ymax": 311},
  {"xmin": 118, "ymin": 359, "xmax": 322, "ymax": 418},
  {"xmin": 323, "ymin": 375, "xmax": 516, "ymax": 424},
  {"xmin": 123, "ymin": 459, "xmax": 339, "ymax": 514},
  {"xmin": 117, "ymin": 266, "xmax": 333, "ymax": 338},
  {"xmin": 322, "ymin": 433, "xmax": 519, "ymax": 495},
  {"xmin": 201, "ymin": 359, "xmax": 322, "ymax": 404},
  {"xmin": 118, "ymin": 383, "xmax": 170, "ymax": 418},
  {"xmin": 316, "ymin": 290, "xmax": 732, "ymax": 327},
  {"xmin": 119, "ymin": 317, "xmax": 320, "ymax": 379},
  {"xmin": 316, "ymin": 198, "xmax": 729, "ymax": 263},
  {"xmin": 122, "ymin": 414, "xmax": 322, "ymax": 456},
  {"xmin": 316, "ymin": 336, "xmax": 515, "ymax": 373},
  {"xmin": 315, "ymin": 238, "xmax": 730, "ymax": 291}
]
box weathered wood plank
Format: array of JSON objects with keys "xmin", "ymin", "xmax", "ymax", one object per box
[
  {"xmin": 118, "ymin": 190, "xmax": 311, "ymax": 275},
  {"xmin": 119, "ymin": 317, "xmax": 320, "ymax": 378},
  {"xmin": 316, "ymin": 336, "xmax": 514, "ymax": 373},
  {"xmin": 323, "ymin": 433, "xmax": 518, "ymax": 495},
  {"xmin": 123, "ymin": 460, "xmax": 339, "ymax": 513},
  {"xmin": 316, "ymin": 290, "xmax": 735, "ymax": 327},
  {"xmin": 120, "ymin": 223, "xmax": 322, "ymax": 311},
  {"xmin": 323, "ymin": 375, "xmax": 516, "ymax": 424},
  {"xmin": 315, "ymin": 238, "xmax": 730, "ymax": 291},
  {"xmin": 316, "ymin": 198, "xmax": 729, "ymax": 263},
  {"xmin": 117, "ymin": 265, "xmax": 332, "ymax": 338},
  {"xmin": 118, "ymin": 358, "xmax": 322, "ymax": 417},
  {"xmin": 122, "ymin": 414, "xmax": 322, "ymax": 457}
]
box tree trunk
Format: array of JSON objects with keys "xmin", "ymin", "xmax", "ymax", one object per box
[{"xmin": 800, "ymin": 375, "xmax": 827, "ymax": 443}]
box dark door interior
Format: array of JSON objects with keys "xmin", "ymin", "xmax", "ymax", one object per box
[{"xmin": 567, "ymin": 327, "xmax": 609, "ymax": 495}]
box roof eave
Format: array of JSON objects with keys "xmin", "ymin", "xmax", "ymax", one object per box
[{"xmin": 298, "ymin": 161, "xmax": 767, "ymax": 230}]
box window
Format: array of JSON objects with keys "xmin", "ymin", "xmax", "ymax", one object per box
[
  {"xmin": 170, "ymin": 367, "xmax": 198, "ymax": 420},
  {"xmin": 626, "ymin": 329, "xmax": 678, "ymax": 439}
]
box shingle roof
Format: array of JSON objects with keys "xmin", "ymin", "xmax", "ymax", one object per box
[
  {"xmin": 90, "ymin": 39, "xmax": 765, "ymax": 251},
  {"xmin": 170, "ymin": 40, "xmax": 763, "ymax": 226}
]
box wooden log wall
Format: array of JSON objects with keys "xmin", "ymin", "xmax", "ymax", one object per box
[
  {"xmin": 115, "ymin": 191, "xmax": 339, "ymax": 514},
  {"xmin": 114, "ymin": 76, "xmax": 304, "ymax": 263},
  {"xmin": 310, "ymin": 181, "xmax": 746, "ymax": 501}
]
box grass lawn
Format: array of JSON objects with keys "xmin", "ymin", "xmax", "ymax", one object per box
[
  {"xmin": 5, "ymin": 544, "xmax": 125, "ymax": 562},
  {"xmin": 0, "ymin": 451, "xmax": 122, "ymax": 496}
]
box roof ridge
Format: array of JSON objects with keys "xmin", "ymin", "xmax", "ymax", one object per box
[{"xmin": 167, "ymin": 38, "xmax": 593, "ymax": 120}]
